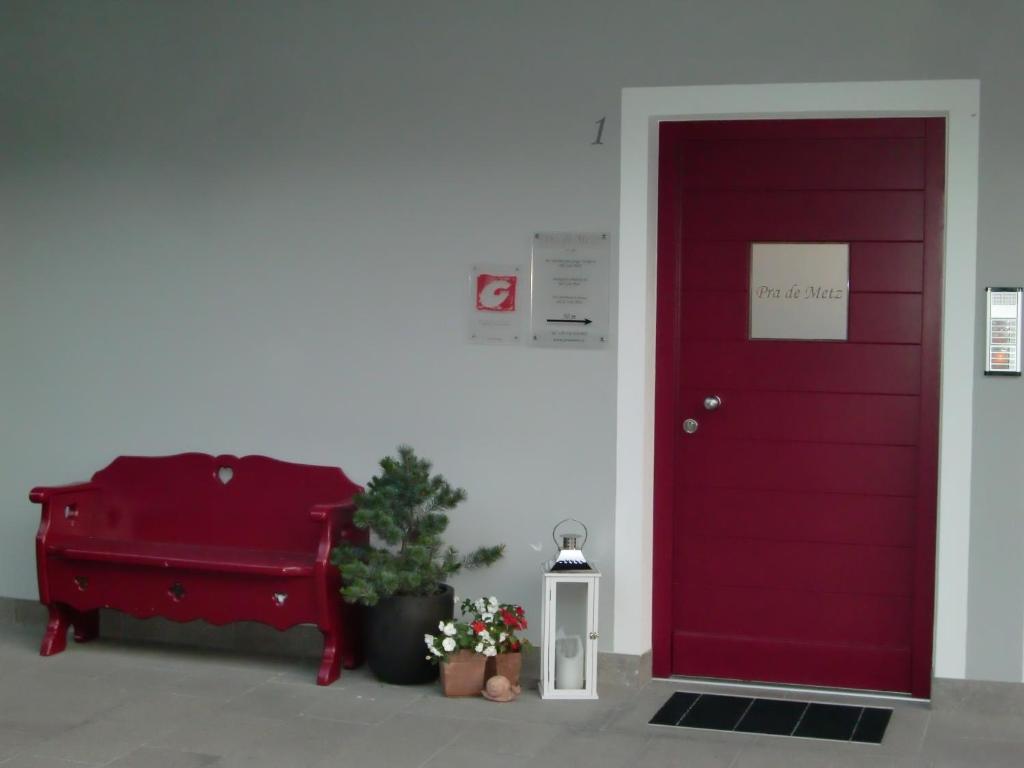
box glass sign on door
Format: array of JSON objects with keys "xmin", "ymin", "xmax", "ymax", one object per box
[{"xmin": 749, "ymin": 243, "xmax": 849, "ymax": 341}]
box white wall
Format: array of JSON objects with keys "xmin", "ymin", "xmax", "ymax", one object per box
[
  {"xmin": 0, "ymin": 0, "xmax": 621, "ymax": 649},
  {"xmin": 2, "ymin": 0, "xmax": 1023, "ymax": 680}
]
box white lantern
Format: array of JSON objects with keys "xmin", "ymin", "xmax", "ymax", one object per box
[{"xmin": 540, "ymin": 520, "xmax": 601, "ymax": 700}]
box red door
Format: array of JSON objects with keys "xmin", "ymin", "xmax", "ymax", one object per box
[{"xmin": 653, "ymin": 118, "xmax": 943, "ymax": 697}]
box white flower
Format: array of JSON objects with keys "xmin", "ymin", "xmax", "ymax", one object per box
[
  {"xmin": 474, "ymin": 598, "xmax": 485, "ymax": 612},
  {"xmin": 488, "ymin": 596, "xmax": 498, "ymax": 609},
  {"xmin": 442, "ymin": 637, "xmax": 456, "ymax": 652},
  {"xmin": 482, "ymin": 612, "xmax": 494, "ymax": 622},
  {"xmin": 474, "ymin": 642, "xmax": 484, "ymax": 653},
  {"xmin": 424, "ymin": 634, "xmax": 435, "ymax": 648},
  {"xmin": 442, "ymin": 622, "xmax": 457, "ymax": 637},
  {"xmin": 430, "ymin": 646, "xmax": 442, "ymax": 657},
  {"xmin": 483, "ymin": 645, "xmax": 497, "ymax": 657},
  {"xmin": 438, "ymin": 621, "xmax": 446, "ymax": 631},
  {"xmin": 499, "ymin": 632, "xmax": 508, "ymax": 643},
  {"xmin": 479, "ymin": 631, "xmax": 492, "ymax": 643}
]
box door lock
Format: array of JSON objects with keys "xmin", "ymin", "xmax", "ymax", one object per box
[
  {"xmin": 683, "ymin": 418, "xmax": 699, "ymax": 434},
  {"xmin": 703, "ymin": 395, "xmax": 722, "ymax": 411}
]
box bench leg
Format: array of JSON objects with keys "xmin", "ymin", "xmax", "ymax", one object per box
[
  {"xmin": 71, "ymin": 609, "xmax": 99, "ymax": 644},
  {"xmin": 40, "ymin": 604, "xmax": 71, "ymax": 656},
  {"xmin": 318, "ymin": 628, "xmax": 342, "ymax": 686}
]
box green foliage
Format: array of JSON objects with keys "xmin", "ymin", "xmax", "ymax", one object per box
[
  {"xmin": 423, "ymin": 619, "xmax": 479, "ymax": 663},
  {"xmin": 330, "ymin": 445, "xmax": 505, "ymax": 606}
]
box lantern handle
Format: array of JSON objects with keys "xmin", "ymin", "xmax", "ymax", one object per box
[{"xmin": 552, "ymin": 518, "xmax": 588, "ymax": 551}]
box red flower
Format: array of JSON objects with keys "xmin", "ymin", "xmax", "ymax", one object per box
[
  {"xmin": 515, "ymin": 606, "xmax": 525, "ymax": 617},
  {"xmin": 471, "ymin": 620, "xmax": 486, "ymax": 634}
]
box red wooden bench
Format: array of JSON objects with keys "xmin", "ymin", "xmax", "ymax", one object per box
[{"xmin": 31, "ymin": 453, "xmax": 366, "ymax": 685}]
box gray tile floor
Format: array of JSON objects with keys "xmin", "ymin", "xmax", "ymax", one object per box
[{"xmin": 0, "ymin": 625, "xmax": 1021, "ymax": 767}]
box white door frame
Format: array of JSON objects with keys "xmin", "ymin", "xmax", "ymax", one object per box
[{"xmin": 612, "ymin": 80, "xmax": 980, "ymax": 680}]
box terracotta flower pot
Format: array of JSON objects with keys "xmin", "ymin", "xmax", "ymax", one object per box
[
  {"xmin": 440, "ymin": 650, "xmax": 486, "ymax": 697},
  {"xmin": 485, "ymin": 651, "xmax": 522, "ymax": 687}
]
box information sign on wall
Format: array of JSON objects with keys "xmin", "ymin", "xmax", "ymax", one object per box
[
  {"xmin": 468, "ymin": 264, "xmax": 524, "ymax": 345},
  {"xmin": 749, "ymin": 243, "xmax": 849, "ymax": 341},
  {"xmin": 530, "ymin": 232, "xmax": 611, "ymax": 349}
]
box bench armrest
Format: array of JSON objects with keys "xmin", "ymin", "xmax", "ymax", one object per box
[
  {"xmin": 30, "ymin": 482, "xmax": 98, "ymax": 504},
  {"xmin": 33, "ymin": 482, "xmax": 102, "ymax": 603},
  {"xmin": 309, "ymin": 501, "xmax": 357, "ymax": 523},
  {"xmin": 310, "ymin": 500, "xmax": 364, "ymax": 599},
  {"xmin": 310, "ymin": 501, "xmax": 365, "ymax": 554}
]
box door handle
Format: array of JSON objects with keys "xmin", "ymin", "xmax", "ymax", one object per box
[{"xmin": 703, "ymin": 395, "xmax": 722, "ymax": 411}]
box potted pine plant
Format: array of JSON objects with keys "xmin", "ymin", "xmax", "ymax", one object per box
[{"xmin": 331, "ymin": 445, "xmax": 504, "ymax": 685}]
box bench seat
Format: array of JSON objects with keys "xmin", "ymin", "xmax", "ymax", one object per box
[{"xmin": 46, "ymin": 539, "xmax": 315, "ymax": 577}]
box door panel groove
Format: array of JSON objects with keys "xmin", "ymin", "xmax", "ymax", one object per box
[
  {"xmin": 679, "ymin": 290, "xmax": 925, "ymax": 295},
  {"xmin": 677, "ymin": 533, "xmax": 917, "ymax": 551},
  {"xmin": 680, "ymin": 239, "xmax": 927, "ymax": 244},
  {"xmin": 679, "ymin": 438, "xmax": 920, "ymax": 448},
  {"xmin": 672, "ymin": 630, "xmax": 912, "ymax": 655},
  {"xmin": 677, "ymin": 485, "xmax": 917, "ymax": 500}
]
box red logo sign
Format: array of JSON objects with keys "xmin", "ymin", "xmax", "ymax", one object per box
[{"xmin": 476, "ymin": 274, "xmax": 517, "ymax": 312}]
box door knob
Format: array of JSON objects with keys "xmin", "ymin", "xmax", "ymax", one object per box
[
  {"xmin": 683, "ymin": 418, "xmax": 699, "ymax": 434},
  {"xmin": 703, "ymin": 395, "xmax": 722, "ymax": 411}
]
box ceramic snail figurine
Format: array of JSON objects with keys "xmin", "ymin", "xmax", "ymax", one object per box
[{"xmin": 481, "ymin": 675, "xmax": 521, "ymax": 702}]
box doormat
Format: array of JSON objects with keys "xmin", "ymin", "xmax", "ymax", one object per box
[{"xmin": 650, "ymin": 692, "xmax": 892, "ymax": 744}]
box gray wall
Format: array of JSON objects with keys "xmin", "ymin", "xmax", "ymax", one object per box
[{"xmin": 2, "ymin": 1, "xmax": 1022, "ymax": 681}]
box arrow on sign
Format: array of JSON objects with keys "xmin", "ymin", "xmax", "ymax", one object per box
[{"xmin": 546, "ymin": 318, "xmax": 592, "ymax": 325}]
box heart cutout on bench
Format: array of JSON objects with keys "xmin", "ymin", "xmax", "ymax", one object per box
[{"xmin": 217, "ymin": 466, "xmax": 234, "ymax": 485}]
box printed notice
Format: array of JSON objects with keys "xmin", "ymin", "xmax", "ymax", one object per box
[
  {"xmin": 468, "ymin": 264, "xmax": 525, "ymax": 345},
  {"xmin": 530, "ymin": 232, "xmax": 611, "ymax": 349}
]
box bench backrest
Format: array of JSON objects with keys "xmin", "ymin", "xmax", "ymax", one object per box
[{"xmin": 88, "ymin": 453, "xmax": 362, "ymax": 551}]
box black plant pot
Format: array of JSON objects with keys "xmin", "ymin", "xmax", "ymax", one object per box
[{"xmin": 364, "ymin": 584, "xmax": 454, "ymax": 685}]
